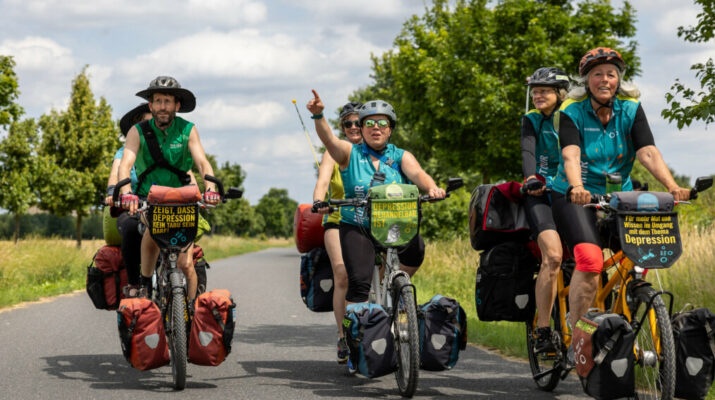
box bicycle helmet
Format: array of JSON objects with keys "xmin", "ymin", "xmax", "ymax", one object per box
[
  {"xmin": 526, "ymin": 67, "xmax": 570, "ymax": 90},
  {"xmin": 339, "ymin": 101, "xmax": 363, "ymax": 119},
  {"xmin": 135, "ymin": 76, "xmax": 196, "ymax": 112},
  {"xmin": 358, "ymin": 100, "xmax": 397, "ymax": 129},
  {"xmin": 578, "ymin": 47, "xmax": 626, "ymax": 77}
]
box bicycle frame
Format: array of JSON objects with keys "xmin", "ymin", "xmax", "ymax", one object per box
[{"xmin": 371, "ymin": 248, "xmax": 415, "ymax": 315}]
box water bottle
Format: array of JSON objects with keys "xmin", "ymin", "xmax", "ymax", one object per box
[
  {"xmin": 370, "ymin": 171, "xmax": 386, "ymax": 188},
  {"xmin": 605, "ymin": 172, "xmax": 622, "ymax": 194}
]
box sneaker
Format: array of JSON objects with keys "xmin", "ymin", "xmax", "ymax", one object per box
[
  {"xmin": 533, "ymin": 327, "xmax": 556, "ymax": 353},
  {"xmin": 347, "ymin": 357, "xmax": 357, "ymax": 374},
  {"xmin": 337, "ymin": 338, "xmax": 349, "ymax": 364}
]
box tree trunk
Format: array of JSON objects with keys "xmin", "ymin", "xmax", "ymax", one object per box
[
  {"xmin": 14, "ymin": 214, "xmax": 20, "ymax": 244},
  {"xmin": 76, "ymin": 213, "xmax": 82, "ymax": 248}
]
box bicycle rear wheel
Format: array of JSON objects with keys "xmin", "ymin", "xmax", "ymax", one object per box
[
  {"xmin": 169, "ymin": 287, "xmax": 188, "ymax": 390},
  {"xmin": 392, "ymin": 275, "xmax": 419, "ymax": 398},
  {"xmin": 628, "ymin": 284, "xmax": 675, "ymax": 400},
  {"xmin": 526, "ymin": 300, "xmax": 563, "ymax": 391}
]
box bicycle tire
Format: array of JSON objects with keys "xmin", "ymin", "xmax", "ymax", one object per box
[
  {"xmin": 526, "ymin": 300, "xmax": 563, "ymax": 391},
  {"xmin": 628, "ymin": 284, "xmax": 675, "ymax": 400},
  {"xmin": 392, "ymin": 275, "xmax": 419, "ymax": 398},
  {"xmin": 170, "ymin": 287, "xmax": 187, "ymax": 390}
]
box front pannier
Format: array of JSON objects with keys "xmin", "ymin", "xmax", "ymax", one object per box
[
  {"xmin": 188, "ymin": 289, "xmax": 237, "ymax": 366},
  {"xmin": 343, "ymin": 303, "xmax": 398, "ymax": 378},
  {"xmin": 117, "ymin": 297, "xmax": 170, "ymax": 371},
  {"xmin": 418, "ymin": 295, "xmax": 467, "ymax": 371},
  {"xmin": 672, "ymin": 307, "xmax": 715, "ymax": 400}
]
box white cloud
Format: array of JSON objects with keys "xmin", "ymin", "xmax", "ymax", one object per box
[
  {"xmin": 297, "ymin": 0, "xmax": 423, "ymax": 19},
  {"xmin": 193, "ymin": 98, "xmax": 286, "ymax": 130}
]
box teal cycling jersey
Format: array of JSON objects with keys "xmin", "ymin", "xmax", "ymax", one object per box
[
  {"xmin": 114, "ymin": 147, "xmax": 138, "ymax": 192},
  {"xmin": 340, "ymin": 143, "xmax": 406, "ymax": 227},
  {"xmin": 552, "ymin": 95, "xmax": 639, "ymax": 195},
  {"xmin": 524, "ymin": 110, "xmax": 560, "ymax": 183}
]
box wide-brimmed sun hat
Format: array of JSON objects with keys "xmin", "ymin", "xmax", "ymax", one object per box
[
  {"xmin": 135, "ymin": 76, "xmax": 196, "ymax": 112},
  {"xmin": 119, "ymin": 103, "xmax": 150, "ymax": 136}
]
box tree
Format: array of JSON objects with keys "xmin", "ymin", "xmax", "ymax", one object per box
[
  {"xmin": 37, "ymin": 67, "xmax": 120, "ymax": 247},
  {"xmin": 351, "ymin": 0, "xmax": 639, "ymax": 184},
  {"xmin": 662, "ymin": 0, "xmax": 715, "ymax": 129},
  {"xmin": 0, "ymin": 119, "xmax": 39, "ymax": 243},
  {"xmin": 254, "ymin": 188, "xmax": 298, "ymax": 237},
  {"xmin": 0, "ymin": 55, "xmax": 24, "ymax": 130}
]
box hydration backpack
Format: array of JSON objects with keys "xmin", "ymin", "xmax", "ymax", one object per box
[
  {"xmin": 572, "ymin": 312, "xmax": 635, "ymax": 400},
  {"xmin": 86, "ymin": 245, "xmax": 128, "ymax": 310},
  {"xmin": 343, "ymin": 303, "xmax": 398, "ymax": 378},
  {"xmin": 117, "ymin": 297, "xmax": 170, "ymax": 371},
  {"xmin": 475, "ymin": 241, "xmax": 537, "ymax": 322},
  {"xmin": 672, "ymin": 307, "xmax": 715, "ymax": 400},
  {"xmin": 299, "ymin": 247, "xmax": 334, "ymax": 312},
  {"xmin": 188, "ymin": 289, "xmax": 236, "ymax": 366},
  {"xmin": 418, "ymin": 295, "xmax": 467, "ymax": 371}
]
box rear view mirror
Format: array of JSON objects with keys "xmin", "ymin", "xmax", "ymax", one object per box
[
  {"xmin": 446, "ymin": 178, "xmax": 464, "ymax": 193},
  {"xmin": 694, "ymin": 176, "xmax": 713, "ymax": 193},
  {"xmin": 225, "ymin": 187, "xmax": 243, "ymax": 200}
]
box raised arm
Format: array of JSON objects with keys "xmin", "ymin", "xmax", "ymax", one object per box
[
  {"xmin": 400, "ymin": 151, "xmax": 445, "ymax": 199},
  {"xmin": 306, "ymin": 89, "xmax": 352, "ymax": 168}
]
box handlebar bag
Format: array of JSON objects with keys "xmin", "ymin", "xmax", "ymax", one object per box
[
  {"xmin": 672, "ymin": 307, "xmax": 715, "ymax": 400},
  {"xmin": 417, "ymin": 295, "xmax": 467, "ymax": 371},
  {"xmin": 468, "ymin": 182, "xmax": 530, "ymax": 251},
  {"xmin": 189, "ymin": 289, "xmax": 236, "ymax": 366},
  {"xmin": 299, "ymin": 247, "xmax": 334, "ymax": 312},
  {"xmin": 573, "ymin": 312, "xmax": 635, "ymax": 400},
  {"xmin": 609, "ymin": 191, "xmax": 674, "ymax": 212},
  {"xmin": 368, "ymin": 183, "xmax": 419, "ymax": 247},
  {"xmin": 147, "ymin": 184, "xmax": 201, "ymax": 204},
  {"xmin": 86, "ymin": 245, "xmax": 127, "ymax": 310},
  {"xmin": 344, "ymin": 303, "xmax": 398, "ymax": 378},
  {"xmin": 117, "ymin": 298, "xmax": 170, "ymax": 370}
]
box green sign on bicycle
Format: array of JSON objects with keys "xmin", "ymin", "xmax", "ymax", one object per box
[{"xmin": 369, "ymin": 183, "xmax": 419, "ymax": 247}]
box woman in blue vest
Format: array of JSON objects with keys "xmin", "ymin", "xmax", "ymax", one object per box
[
  {"xmin": 521, "ymin": 67, "xmax": 570, "ymax": 353},
  {"xmin": 550, "ymin": 47, "xmax": 690, "ymax": 336},
  {"xmin": 307, "ymin": 90, "xmax": 444, "ymax": 307}
]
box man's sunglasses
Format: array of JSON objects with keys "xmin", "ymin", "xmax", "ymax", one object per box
[
  {"xmin": 342, "ymin": 120, "xmax": 360, "ymax": 128},
  {"xmin": 363, "ymin": 119, "xmax": 390, "ymax": 129}
]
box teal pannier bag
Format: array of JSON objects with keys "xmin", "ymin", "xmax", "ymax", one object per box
[{"xmin": 368, "ymin": 183, "xmax": 419, "ymax": 247}]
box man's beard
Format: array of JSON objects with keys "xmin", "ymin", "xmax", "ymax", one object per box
[{"xmin": 152, "ymin": 110, "xmax": 176, "ymax": 129}]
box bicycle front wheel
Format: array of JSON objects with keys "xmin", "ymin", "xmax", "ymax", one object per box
[
  {"xmin": 169, "ymin": 287, "xmax": 188, "ymax": 390},
  {"xmin": 526, "ymin": 300, "xmax": 563, "ymax": 392},
  {"xmin": 628, "ymin": 284, "xmax": 675, "ymax": 400},
  {"xmin": 392, "ymin": 275, "xmax": 419, "ymax": 398}
]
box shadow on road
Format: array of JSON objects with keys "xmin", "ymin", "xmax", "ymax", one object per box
[{"xmin": 41, "ymin": 354, "xmax": 217, "ymax": 391}]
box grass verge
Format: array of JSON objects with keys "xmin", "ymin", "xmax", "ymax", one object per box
[{"xmin": 0, "ymin": 235, "xmax": 291, "ymax": 309}]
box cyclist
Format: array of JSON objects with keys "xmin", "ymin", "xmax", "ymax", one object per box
[
  {"xmin": 550, "ymin": 48, "xmax": 690, "ymax": 346},
  {"xmin": 118, "ymin": 76, "xmax": 220, "ymax": 303},
  {"xmin": 307, "ymin": 89, "xmax": 444, "ymax": 309},
  {"xmin": 311, "ymin": 101, "xmax": 363, "ymax": 364},
  {"xmin": 520, "ymin": 67, "xmax": 570, "ymax": 354}
]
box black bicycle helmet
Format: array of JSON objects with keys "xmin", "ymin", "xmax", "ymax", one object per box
[
  {"xmin": 339, "ymin": 101, "xmax": 363, "ymax": 119},
  {"xmin": 526, "ymin": 67, "xmax": 570, "ymax": 90},
  {"xmin": 358, "ymin": 100, "xmax": 397, "ymax": 129}
]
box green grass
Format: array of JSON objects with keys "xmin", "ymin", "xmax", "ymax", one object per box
[{"xmin": 0, "ymin": 235, "xmax": 291, "ymax": 309}]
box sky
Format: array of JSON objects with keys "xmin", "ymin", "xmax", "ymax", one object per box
[{"xmin": 0, "ymin": 0, "xmax": 713, "ymax": 204}]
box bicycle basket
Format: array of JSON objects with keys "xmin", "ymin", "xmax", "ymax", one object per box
[
  {"xmin": 616, "ymin": 211, "xmax": 682, "ymax": 268},
  {"xmin": 146, "ymin": 204, "xmax": 199, "ymax": 248},
  {"xmin": 368, "ymin": 183, "xmax": 419, "ymax": 247}
]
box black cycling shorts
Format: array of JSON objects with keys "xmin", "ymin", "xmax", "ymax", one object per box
[
  {"xmin": 524, "ymin": 193, "xmax": 557, "ymax": 236},
  {"xmin": 339, "ymin": 223, "xmax": 425, "ymax": 303},
  {"xmin": 551, "ymin": 192, "xmax": 599, "ymax": 250}
]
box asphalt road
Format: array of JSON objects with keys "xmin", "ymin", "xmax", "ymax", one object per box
[{"xmin": 0, "ymin": 247, "xmax": 588, "ymax": 399}]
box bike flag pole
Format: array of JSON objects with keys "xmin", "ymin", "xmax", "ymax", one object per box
[{"xmin": 292, "ymin": 99, "xmax": 321, "ymax": 169}]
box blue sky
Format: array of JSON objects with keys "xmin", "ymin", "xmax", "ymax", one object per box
[{"xmin": 1, "ymin": 0, "xmax": 713, "ymax": 204}]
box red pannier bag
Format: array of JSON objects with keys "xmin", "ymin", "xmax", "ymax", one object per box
[
  {"xmin": 189, "ymin": 289, "xmax": 236, "ymax": 366},
  {"xmin": 117, "ymin": 298, "xmax": 170, "ymax": 371},
  {"xmin": 86, "ymin": 245, "xmax": 128, "ymax": 310},
  {"xmin": 293, "ymin": 203, "xmax": 325, "ymax": 253}
]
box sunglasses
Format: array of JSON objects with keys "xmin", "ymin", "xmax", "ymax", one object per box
[
  {"xmin": 363, "ymin": 119, "xmax": 390, "ymax": 129},
  {"xmin": 342, "ymin": 120, "xmax": 360, "ymax": 128}
]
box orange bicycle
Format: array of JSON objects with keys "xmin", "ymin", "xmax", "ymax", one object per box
[{"xmin": 526, "ymin": 176, "xmax": 712, "ymax": 399}]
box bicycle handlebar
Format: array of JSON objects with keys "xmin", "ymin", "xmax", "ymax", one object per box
[{"xmin": 112, "ymin": 175, "xmax": 242, "ymax": 209}]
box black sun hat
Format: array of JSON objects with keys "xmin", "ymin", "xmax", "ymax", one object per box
[
  {"xmin": 135, "ymin": 76, "xmax": 196, "ymax": 113},
  {"xmin": 119, "ymin": 103, "xmax": 150, "ymax": 137}
]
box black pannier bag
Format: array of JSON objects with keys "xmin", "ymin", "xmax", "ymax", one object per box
[
  {"xmin": 475, "ymin": 241, "xmax": 537, "ymax": 322},
  {"xmin": 418, "ymin": 295, "xmax": 468, "ymax": 371},
  {"xmin": 573, "ymin": 312, "xmax": 635, "ymax": 400},
  {"xmin": 672, "ymin": 307, "xmax": 715, "ymax": 400},
  {"xmin": 344, "ymin": 303, "xmax": 398, "ymax": 378},
  {"xmin": 468, "ymin": 182, "xmax": 530, "ymax": 251},
  {"xmin": 299, "ymin": 247, "xmax": 334, "ymax": 312}
]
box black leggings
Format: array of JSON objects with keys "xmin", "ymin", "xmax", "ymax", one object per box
[
  {"xmin": 116, "ymin": 211, "xmax": 142, "ymax": 285},
  {"xmin": 339, "ymin": 223, "xmax": 425, "ymax": 303}
]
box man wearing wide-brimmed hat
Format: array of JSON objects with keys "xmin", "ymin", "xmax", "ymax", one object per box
[{"xmin": 117, "ymin": 76, "xmax": 219, "ymax": 301}]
